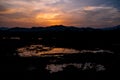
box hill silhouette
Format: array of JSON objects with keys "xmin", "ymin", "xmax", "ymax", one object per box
[{"xmin": 0, "ymin": 25, "xmax": 120, "ymax": 32}]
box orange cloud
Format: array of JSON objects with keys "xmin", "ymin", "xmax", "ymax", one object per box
[
  {"xmin": 0, "ymin": 9, "xmax": 17, "ymax": 14},
  {"xmin": 36, "ymin": 13, "xmax": 60, "ymax": 20},
  {"xmin": 0, "ymin": 0, "xmax": 120, "ymax": 27}
]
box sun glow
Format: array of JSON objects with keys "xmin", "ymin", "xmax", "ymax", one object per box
[
  {"xmin": 35, "ymin": 13, "xmax": 63, "ymax": 26},
  {"xmin": 36, "ymin": 13, "xmax": 59, "ymax": 20}
]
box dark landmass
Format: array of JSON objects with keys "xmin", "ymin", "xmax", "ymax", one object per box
[{"xmin": 0, "ymin": 25, "xmax": 120, "ymax": 80}]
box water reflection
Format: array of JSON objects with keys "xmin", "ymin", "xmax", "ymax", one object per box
[
  {"xmin": 46, "ymin": 63, "xmax": 106, "ymax": 73},
  {"xmin": 17, "ymin": 45, "xmax": 113, "ymax": 57},
  {"xmin": 17, "ymin": 45, "xmax": 80, "ymax": 57}
]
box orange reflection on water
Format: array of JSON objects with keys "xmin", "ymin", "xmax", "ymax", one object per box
[
  {"xmin": 17, "ymin": 45, "xmax": 80, "ymax": 57},
  {"xmin": 17, "ymin": 45, "xmax": 113, "ymax": 57}
]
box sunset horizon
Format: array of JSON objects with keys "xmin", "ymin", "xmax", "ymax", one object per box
[
  {"xmin": 0, "ymin": 0, "xmax": 120, "ymax": 28},
  {"xmin": 0, "ymin": 0, "xmax": 120, "ymax": 79}
]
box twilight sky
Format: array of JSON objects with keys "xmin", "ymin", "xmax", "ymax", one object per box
[{"xmin": 0, "ymin": 0, "xmax": 120, "ymax": 28}]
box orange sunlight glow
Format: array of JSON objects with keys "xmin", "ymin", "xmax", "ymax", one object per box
[
  {"xmin": 36, "ymin": 13, "xmax": 59, "ymax": 20},
  {"xmin": 35, "ymin": 13, "xmax": 63, "ymax": 26}
]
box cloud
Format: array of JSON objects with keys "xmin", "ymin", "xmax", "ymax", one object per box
[
  {"xmin": 56, "ymin": 6, "xmax": 120, "ymax": 27},
  {"xmin": 0, "ymin": 0, "xmax": 120, "ymax": 27},
  {"xmin": 81, "ymin": 6, "xmax": 120, "ymax": 27}
]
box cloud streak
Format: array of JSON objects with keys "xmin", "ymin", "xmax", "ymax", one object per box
[{"xmin": 0, "ymin": 0, "xmax": 120, "ymax": 27}]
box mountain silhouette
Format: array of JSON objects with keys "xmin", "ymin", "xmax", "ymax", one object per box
[
  {"xmin": 0, "ymin": 25, "xmax": 120, "ymax": 32},
  {"xmin": 102, "ymin": 25, "xmax": 120, "ymax": 30}
]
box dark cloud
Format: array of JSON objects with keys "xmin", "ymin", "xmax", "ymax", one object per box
[{"xmin": 0, "ymin": 5, "xmax": 7, "ymax": 11}]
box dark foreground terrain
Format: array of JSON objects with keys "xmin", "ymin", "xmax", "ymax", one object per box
[{"xmin": 0, "ymin": 25, "xmax": 120, "ymax": 80}]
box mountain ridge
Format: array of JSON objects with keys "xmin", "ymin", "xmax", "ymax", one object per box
[{"xmin": 0, "ymin": 25, "xmax": 120, "ymax": 32}]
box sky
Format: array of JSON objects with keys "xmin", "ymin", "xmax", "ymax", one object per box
[{"xmin": 0, "ymin": 0, "xmax": 120, "ymax": 28}]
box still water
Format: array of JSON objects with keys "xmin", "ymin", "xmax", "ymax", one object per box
[
  {"xmin": 16, "ymin": 44, "xmax": 114, "ymax": 73},
  {"xmin": 46, "ymin": 63, "xmax": 106, "ymax": 73},
  {"xmin": 17, "ymin": 44, "xmax": 113, "ymax": 57}
]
